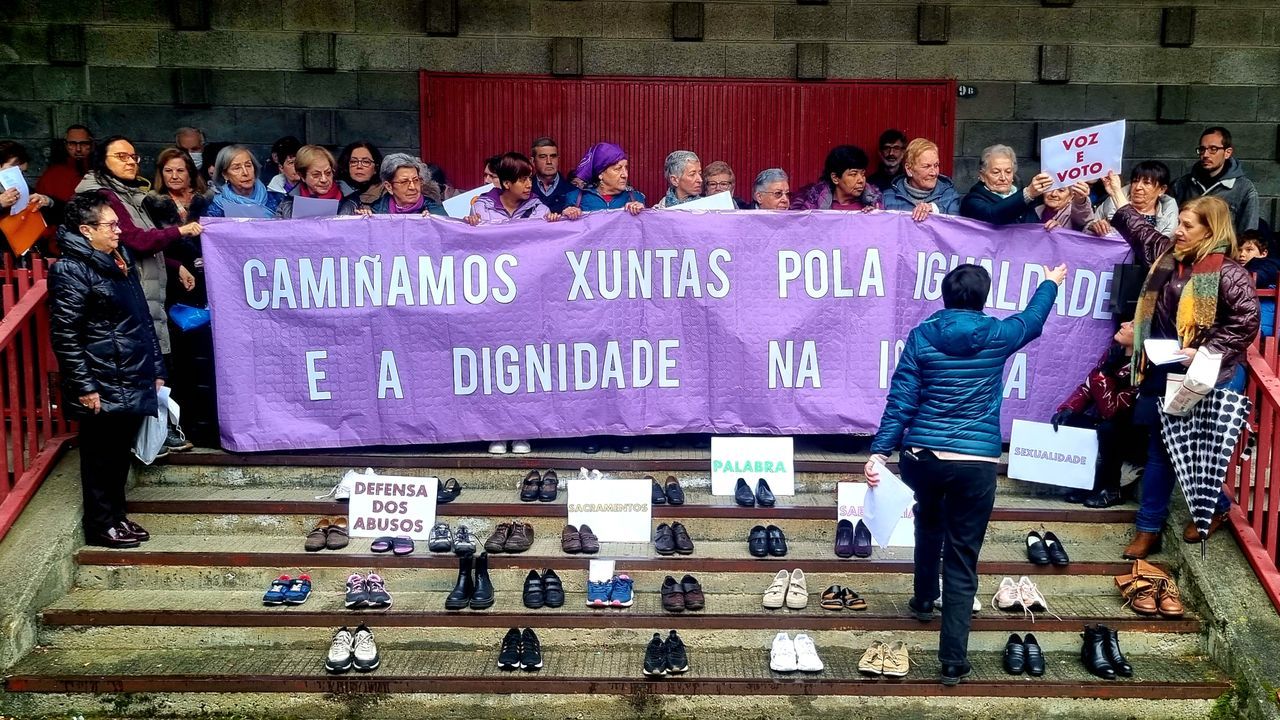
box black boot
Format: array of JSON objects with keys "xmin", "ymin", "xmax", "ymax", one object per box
[
  {"xmin": 470, "ymin": 552, "xmax": 495, "ymax": 609},
  {"xmin": 1101, "ymin": 625, "xmax": 1133, "ymax": 677},
  {"xmin": 1080, "ymin": 624, "xmax": 1116, "ymax": 679},
  {"xmin": 445, "ymin": 554, "xmax": 474, "ymax": 610}
]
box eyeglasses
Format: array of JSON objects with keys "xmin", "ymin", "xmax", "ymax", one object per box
[
  {"xmin": 392, "ymin": 177, "xmax": 422, "ymax": 188},
  {"xmin": 706, "ymin": 180, "xmax": 734, "ymax": 191},
  {"xmin": 92, "ymin": 221, "xmax": 121, "ymax": 231},
  {"xmin": 349, "ymin": 158, "xmax": 374, "ymax": 167},
  {"xmin": 110, "ymin": 152, "xmax": 140, "ymax": 163},
  {"xmin": 881, "ymin": 144, "xmax": 906, "ymax": 152},
  {"xmin": 227, "ymin": 163, "xmax": 254, "ymax": 174},
  {"xmin": 307, "ymin": 169, "xmax": 334, "ymax": 180},
  {"xmin": 1196, "ymin": 145, "xmax": 1227, "ymax": 155},
  {"xmin": 761, "ymin": 190, "xmax": 789, "ymax": 199}
]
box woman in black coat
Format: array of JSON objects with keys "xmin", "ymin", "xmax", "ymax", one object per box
[{"xmin": 48, "ymin": 192, "xmax": 167, "ymax": 549}]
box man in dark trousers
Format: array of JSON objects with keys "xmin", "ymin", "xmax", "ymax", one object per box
[{"xmin": 866, "ymin": 262, "xmax": 1065, "ymax": 686}]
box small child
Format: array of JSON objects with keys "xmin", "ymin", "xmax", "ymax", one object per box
[{"xmin": 1238, "ymin": 230, "xmax": 1280, "ymax": 338}]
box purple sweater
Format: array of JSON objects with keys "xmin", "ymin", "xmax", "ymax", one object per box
[{"xmin": 471, "ymin": 187, "xmax": 550, "ymax": 223}]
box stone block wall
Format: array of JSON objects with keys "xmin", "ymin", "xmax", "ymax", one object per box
[{"xmin": 1, "ymin": 0, "xmax": 1277, "ymax": 222}]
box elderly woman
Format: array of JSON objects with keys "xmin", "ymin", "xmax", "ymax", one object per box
[
  {"xmin": 205, "ymin": 145, "xmax": 284, "ymax": 219},
  {"xmin": 1036, "ymin": 182, "xmax": 1093, "ymax": 231},
  {"xmin": 654, "ymin": 150, "xmax": 702, "ymax": 208},
  {"xmin": 562, "ymin": 142, "xmax": 646, "ymax": 215},
  {"xmin": 49, "ymin": 192, "xmax": 168, "ymax": 548},
  {"xmin": 882, "ymin": 139, "xmax": 962, "ymax": 221},
  {"xmin": 337, "ymin": 142, "xmax": 385, "ymax": 213},
  {"xmin": 339, "ymin": 153, "xmax": 446, "ymax": 216},
  {"xmin": 960, "ymin": 145, "xmax": 1054, "ymax": 225},
  {"xmin": 1101, "ymin": 171, "xmax": 1259, "ymax": 559},
  {"xmin": 791, "ymin": 145, "xmax": 883, "ymax": 211},
  {"xmin": 1089, "ymin": 161, "xmax": 1177, "ymax": 238},
  {"xmin": 274, "ymin": 145, "xmax": 350, "ymax": 219},
  {"xmin": 752, "ymin": 168, "xmax": 790, "ymax": 210},
  {"xmin": 465, "ymin": 152, "xmax": 577, "ymax": 225},
  {"xmin": 0, "ymin": 141, "xmax": 53, "ymax": 217},
  {"xmin": 702, "ymin": 161, "xmax": 751, "ymax": 209},
  {"xmin": 143, "ymin": 147, "xmax": 211, "ymax": 299}
]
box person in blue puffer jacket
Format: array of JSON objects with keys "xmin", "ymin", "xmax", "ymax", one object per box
[{"xmin": 864, "ymin": 261, "xmax": 1065, "ymax": 687}]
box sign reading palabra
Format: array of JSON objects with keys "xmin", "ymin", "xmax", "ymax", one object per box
[{"xmin": 201, "ymin": 210, "xmax": 1130, "ymax": 452}]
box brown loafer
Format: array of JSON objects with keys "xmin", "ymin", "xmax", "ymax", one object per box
[
  {"xmin": 561, "ymin": 524, "xmax": 582, "ymax": 554},
  {"xmin": 578, "ymin": 523, "xmax": 600, "ymax": 554},
  {"xmin": 304, "ymin": 516, "xmax": 332, "ymax": 552},
  {"xmin": 504, "ymin": 522, "xmax": 534, "ymax": 553},
  {"xmin": 484, "ymin": 522, "xmax": 512, "ymax": 554},
  {"xmin": 325, "ymin": 516, "xmax": 349, "ymax": 550},
  {"xmin": 1184, "ymin": 513, "xmax": 1228, "ymax": 543}
]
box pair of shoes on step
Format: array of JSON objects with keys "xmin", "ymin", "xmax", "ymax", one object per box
[
  {"xmin": 426, "ymin": 522, "xmax": 477, "ymax": 555},
  {"xmin": 857, "ymin": 641, "xmax": 910, "ymax": 678},
  {"xmin": 444, "ymin": 553, "xmax": 494, "ymax": 610},
  {"xmin": 1002, "ymin": 632, "xmax": 1045, "ymax": 676},
  {"xmin": 488, "ymin": 440, "xmax": 531, "ymax": 455},
  {"xmin": 497, "ymin": 627, "xmax": 542, "ymax": 671},
  {"xmin": 519, "ymin": 469, "xmax": 559, "ymax": 502},
  {"xmin": 1081, "ymin": 623, "xmax": 1133, "ymax": 680},
  {"xmin": 769, "ymin": 632, "xmax": 823, "ymax": 672},
  {"xmin": 1026, "ymin": 530, "xmax": 1070, "ymax": 566},
  {"xmin": 325, "ymin": 624, "xmax": 379, "ymax": 673},
  {"xmin": 642, "ymin": 630, "xmax": 689, "ymax": 677},
  {"xmin": 762, "ymin": 568, "xmax": 807, "ymax": 610}
]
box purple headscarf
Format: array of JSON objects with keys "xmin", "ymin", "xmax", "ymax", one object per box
[{"xmin": 573, "ymin": 142, "xmax": 627, "ymax": 185}]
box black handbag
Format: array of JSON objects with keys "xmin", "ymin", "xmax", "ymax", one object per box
[{"xmin": 1108, "ymin": 257, "xmax": 1148, "ymax": 320}]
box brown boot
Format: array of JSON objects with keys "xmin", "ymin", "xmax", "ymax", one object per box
[
  {"xmin": 1184, "ymin": 513, "xmax": 1228, "ymax": 543},
  {"xmin": 1122, "ymin": 531, "xmax": 1162, "ymax": 560},
  {"xmin": 1157, "ymin": 578, "xmax": 1185, "ymax": 618},
  {"xmin": 1118, "ymin": 574, "xmax": 1160, "ymax": 615}
]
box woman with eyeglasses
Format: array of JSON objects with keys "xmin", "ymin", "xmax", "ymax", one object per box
[
  {"xmin": 341, "ymin": 153, "xmax": 446, "ymax": 216},
  {"xmin": 702, "ymin": 161, "xmax": 751, "ymax": 209},
  {"xmin": 205, "ymin": 145, "xmax": 284, "ymax": 219},
  {"xmin": 336, "ymin": 141, "xmax": 385, "ymax": 214},
  {"xmin": 49, "ymin": 192, "xmax": 167, "ymax": 549},
  {"xmin": 790, "ymin": 145, "xmax": 883, "ymax": 211},
  {"xmin": 959, "ymin": 144, "xmax": 1054, "ymax": 226},
  {"xmin": 274, "ymin": 145, "xmax": 350, "ymax": 219},
  {"xmin": 751, "ymin": 168, "xmax": 791, "ymax": 210}
]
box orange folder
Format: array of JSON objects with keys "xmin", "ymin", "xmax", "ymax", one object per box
[{"xmin": 0, "ymin": 207, "xmax": 48, "ymax": 256}]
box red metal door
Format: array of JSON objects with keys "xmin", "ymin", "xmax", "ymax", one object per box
[{"xmin": 420, "ymin": 73, "xmax": 955, "ymax": 203}]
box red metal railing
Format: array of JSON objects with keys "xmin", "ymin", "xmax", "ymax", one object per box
[
  {"xmin": 1226, "ymin": 288, "xmax": 1280, "ymax": 612},
  {"xmin": 0, "ymin": 255, "xmax": 75, "ymax": 543}
]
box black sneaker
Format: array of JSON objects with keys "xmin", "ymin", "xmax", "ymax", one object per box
[
  {"xmin": 520, "ymin": 628, "xmax": 543, "ymax": 671},
  {"xmin": 643, "ymin": 632, "xmax": 667, "ymax": 676},
  {"xmin": 941, "ymin": 661, "xmax": 972, "ymax": 687},
  {"xmin": 664, "ymin": 630, "xmax": 689, "ymax": 674},
  {"xmin": 344, "ymin": 573, "xmax": 367, "ymax": 609},
  {"xmin": 363, "ymin": 574, "xmax": 392, "ymax": 608},
  {"xmin": 498, "ymin": 627, "xmax": 521, "ymax": 670},
  {"xmin": 164, "ymin": 424, "xmax": 193, "ymax": 452}
]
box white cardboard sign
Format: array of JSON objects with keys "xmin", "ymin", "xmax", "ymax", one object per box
[
  {"xmin": 667, "ymin": 191, "xmax": 736, "ymax": 211},
  {"xmin": 567, "ymin": 477, "xmax": 651, "ymax": 543},
  {"xmin": 710, "ymin": 436, "xmax": 795, "ymax": 496},
  {"xmin": 837, "ymin": 481, "xmax": 915, "ymax": 547},
  {"xmin": 443, "ymin": 183, "xmax": 492, "ymax": 218},
  {"xmin": 347, "ymin": 472, "xmax": 437, "ymax": 540},
  {"xmin": 1040, "ymin": 120, "xmax": 1125, "ymax": 189},
  {"xmin": 1007, "ymin": 419, "xmax": 1099, "ymax": 490}
]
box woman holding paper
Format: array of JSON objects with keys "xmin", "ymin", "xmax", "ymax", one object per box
[
  {"xmin": 205, "ymin": 145, "xmax": 284, "ymax": 219},
  {"xmin": 1102, "ymin": 171, "xmax": 1259, "ymax": 558},
  {"xmin": 0, "ymin": 141, "xmax": 52, "ymax": 218},
  {"xmin": 866, "ymin": 262, "xmax": 1066, "ymax": 687},
  {"xmin": 959, "ymin": 144, "xmax": 1053, "ymax": 225},
  {"xmin": 274, "ymin": 146, "xmax": 350, "ymax": 219}
]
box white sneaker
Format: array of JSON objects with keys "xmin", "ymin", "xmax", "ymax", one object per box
[
  {"xmin": 936, "ymin": 581, "xmax": 982, "ymax": 613},
  {"xmin": 762, "ymin": 569, "xmax": 789, "ymax": 609},
  {"xmin": 316, "ymin": 469, "xmax": 357, "ymax": 501},
  {"xmin": 785, "ymin": 568, "xmax": 808, "ymax": 609},
  {"xmin": 793, "ymin": 633, "xmax": 824, "ymax": 672},
  {"xmin": 1017, "ymin": 576, "xmax": 1049, "ymax": 613},
  {"xmin": 324, "ymin": 627, "xmax": 354, "ymax": 673},
  {"xmin": 488, "ymin": 441, "xmax": 508, "ymax": 455},
  {"xmin": 769, "ymin": 632, "xmax": 798, "ymax": 672},
  {"xmin": 993, "ymin": 577, "xmax": 1021, "ymax": 611},
  {"xmin": 351, "ymin": 624, "xmax": 380, "ymax": 672},
  {"xmin": 511, "ymin": 440, "xmax": 532, "ymax": 454}
]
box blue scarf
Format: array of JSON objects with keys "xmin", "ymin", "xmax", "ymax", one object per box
[
  {"xmin": 211, "ymin": 180, "xmax": 271, "ymax": 213},
  {"xmin": 662, "ymin": 187, "xmax": 698, "ymax": 207}
]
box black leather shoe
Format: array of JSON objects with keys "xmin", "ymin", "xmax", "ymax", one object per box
[
  {"xmin": 940, "ymin": 662, "xmax": 972, "ymax": 687},
  {"xmin": 538, "ymin": 470, "xmax": 559, "ymax": 502},
  {"xmin": 834, "ymin": 519, "xmax": 855, "ymax": 558},
  {"xmin": 88, "ymin": 525, "xmax": 141, "ymax": 549},
  {"xmin": 1081, "ymin": 624, "xmax": 1116, "ymax": 679},
  {"xmin": 542, "ymin": 569, "xmax": 565, "ymax": 608},
  {"xmin": 1100, "ymin": 626, "xmax": 1132, "ymax": 677},
  {"xmin": 907, "ymin": 596, "xmax": 935, "ymax": 622},
  {"xmin": 615, "ymin": 443, "xmax": 633, "ymax": 454},
  {"xmin": 664, "ymin": 476, "xmax": 685, "ymax": 505},
  {"xmin": 852, "ymin": 519, "xmax": 873, "ymax": 558},
  {"xmin": 1026, "ymin": 531, "xmax": 1051, "ymax": 565},
  {"xmin": 1065, "ymin": 489, "xmax": 1090, "ymax": 504},
  {"xmin": 121, "ymin": 518, "xmax": 150, "ymax": 542},
  {"xmin": 522, "ymin": 570, "xmax": 544, "ymax": 609},
  {"xmin": 755, "ymin": 478, "xmax": 776, "ymax": 507},
  {"xmin": 1043, "ymin": 531, "xmax": 1070, "ymax": 566},
  {"xmin": 765, "ymin": 524, "xmax": 787, "ymax": 557},
  {"xmin": 470, "ymin": 552, "xmax": 495, "ymax": 609},
  {"xmin": 671, "ymin": 522, "xmax": 694, "ymax": 555},
  {"xmin": 583, "ymin": 443, "xmax": 600, "ymax": 454},
  {"xmin": 445, "ymin": 555, "xmax": 474, "ymax": 610},
  {"xmin": 734, "ymin": 478, "xmax": 755, "ymax": 507},
  {"xmin": 519, "ymin": 470, "xmax": 542, "ymax": 502},
  {"xmin": 747, "ymin": 525, "xmax": 768, "ymax": 557},
  {"xmin": 651, "ymin": 477, "xmax": 667, "ymax": 505},
  {"xmin": 1023, "ymin": 632, "xmax": 1046, "ymax": 677},
  {"xmin": 1002, "ymin": 633, "xmax": 1026, "ymax": 674},
  {"xmin": 1084, "ymin": 488, "xmax": 1126, "ymax": 508},
  {"xmin": 654, "ymin": 523, "xmax": 677, "ymax": 555}
]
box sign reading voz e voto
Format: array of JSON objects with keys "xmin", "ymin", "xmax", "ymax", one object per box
[
  {"xmin": 710, "ymin": 436, "xmax": 795, "ymax": 497},
  {"xmin": 347, "ymin": 472, "xmax": 437, "ymax": 540}
]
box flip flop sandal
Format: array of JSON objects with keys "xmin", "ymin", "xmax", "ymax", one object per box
[
  {"xmin": 820, "ymin": 584, "xmax": 845, "ymax": 611},
  {"xmin": 392, "ymin": 535, "xmax": 415, "ymax": 556},
  {"xmin": 842, "ymin": 587, "xmax": 868, "ymax": 611},
  {"xmin": 370, "ymin": 536, "xmax": 395, "ymax": 553}
]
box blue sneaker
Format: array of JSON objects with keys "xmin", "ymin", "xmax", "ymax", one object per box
[
  {"xmin": 586, "ymin": 579, "xmax": 612, "ymax": 607},
  {"xmin": 284, "ymin": 574, "xmax": 312, "ymax": 605},
  {"xmin": 610, "ymin": 574, "xmax": 634, "ymax": 608},
  {"xmin": 262, "ymin": 575, "xmax": 290, "ymax": 606}
]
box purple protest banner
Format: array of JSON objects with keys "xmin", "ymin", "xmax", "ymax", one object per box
[{"xmin": 201, "ymin": 210, "xmax": 1130, "ymax": 452}]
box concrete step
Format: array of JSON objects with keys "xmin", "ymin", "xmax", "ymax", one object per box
[{"xmin": 41, "ymin": 587, "xmax": 1201, "ymax": 640}]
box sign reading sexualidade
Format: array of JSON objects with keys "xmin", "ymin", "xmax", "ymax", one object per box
[
  {"xmin": 711, "ymin": 436, "xmax": 795, "ymax": 497},
  {"xmin": 567, "ymin": 477, "xmax": 651, "ymax": 544},
  {"xmin": 347, "ymin": 472, "xmax": 437, "ymax": 540}
]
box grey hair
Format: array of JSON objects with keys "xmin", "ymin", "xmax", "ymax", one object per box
[
  {"xmin": 753, "ymin": 168, "xmax": 789, "ymax": 196},
  {"xmin": 980, "ymin": 144, "xmax": 1017, "ymax": 174},
  {"xmin": 211, "ymin": 144, "xmax": 259, "ymax": 190},
  {"xmin": 175, "ymin": 126, "xmax": 204, "ymax": 144},
  {"xmin": 379, "ymin": 152, "xmax": 442, "ymax": 202},
  {"xmin": 664, "ymin": 150, "xmax": 700, "ymax": 183}
]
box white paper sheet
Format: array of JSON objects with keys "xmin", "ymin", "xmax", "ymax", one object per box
[
  {"xmin": 666, "ymin": 191, "xmax": 735, "ymax": 211},
  {"xmin": 0, "ymin": 166, "xmax": 30, "ymax": 214},
  {"xmin": 223, "ymin": 203, "xmax": 273, "ymax": 219},
  {"xmin": 1039, "ymin": 119, "xmax": 1126, "ymax": 190},
  {"xmin": 291, "ymin": 196, "xmax": 339, "ymax": 218},
  {"xmin": 1143, "ymin": 338, "xmax": 1185, "ymax": 366},
  {"xmin": 443, "ymin": 184, "xmax": 493, "ymax": 218},
  {"xmin": 863, "ymin": 462, "xmax": 916, "ymax": 547}
]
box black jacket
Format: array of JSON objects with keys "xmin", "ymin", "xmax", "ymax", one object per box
[
  {"xmin": 48, "ymin": 226, "xmax": 166, "ymax": 417},
  {"xmin": 959, "ymin": 182, "xmax": 1044, "ymax": 225}
]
